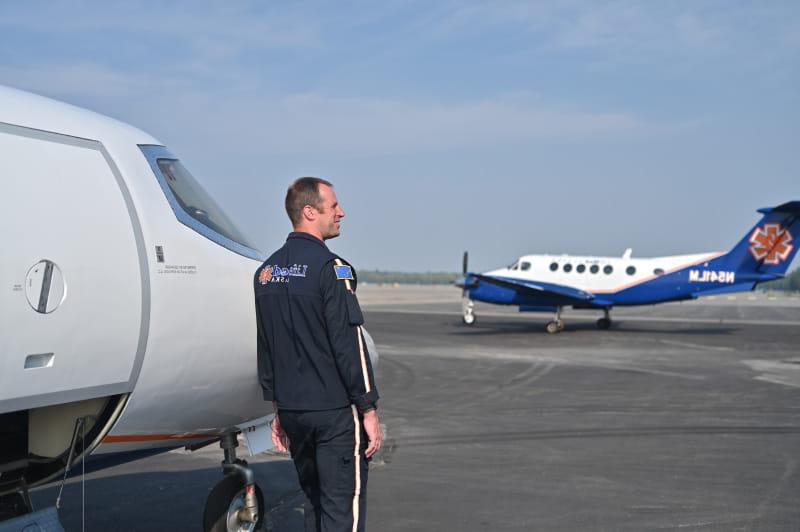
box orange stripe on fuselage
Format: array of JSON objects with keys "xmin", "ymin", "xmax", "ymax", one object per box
[{"xmin": 102, "ymin": 433, "xmax": 212, "ymax": 444}]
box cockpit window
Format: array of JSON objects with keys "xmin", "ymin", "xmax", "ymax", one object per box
[
  {"xmin": 156, "ymin": 158, "xmax": 255, "ymax": 247},
  {"xmin": 140, "ymin": 145, "xmax": 262, "ymax": 260},
  {"xmin": 520, "ymin": 261, "xmax": 531, "ymax": 271}
]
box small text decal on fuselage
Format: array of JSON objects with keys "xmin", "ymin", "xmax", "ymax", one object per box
[{"xmin": 688, "ymin": 270, "xmax": 735, "ymax": 283}]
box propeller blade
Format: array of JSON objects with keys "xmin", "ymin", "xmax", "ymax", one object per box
[{"xmin": 462, "ymin": 251, "xmax": 469, "ymax": 297}]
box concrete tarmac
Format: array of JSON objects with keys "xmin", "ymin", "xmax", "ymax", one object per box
[{"xmin": 34, "ymin": 286, "xmax": 800, "ymax": 531}]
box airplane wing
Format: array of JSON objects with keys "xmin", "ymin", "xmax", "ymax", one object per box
[{"xmin": 471, "ymin": 273, "xmax": 598, "ymax": 303}]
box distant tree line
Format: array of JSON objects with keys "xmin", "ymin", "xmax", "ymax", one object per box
[
  {"xmin": 761, "ymin": 267, "xmax": 800, "ymax": 292},
  {"xmin": 358, "ymin": 270, "xmax": 460, "ymax": 285}
]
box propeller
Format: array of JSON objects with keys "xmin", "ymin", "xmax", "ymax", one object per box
[
  {"xmin": 460, "ymin": 251, "xmax": 476, "ymax": 324},
  {"xmin": 462, "ymin": 251, "xmax": 468, "ymax": 297}
]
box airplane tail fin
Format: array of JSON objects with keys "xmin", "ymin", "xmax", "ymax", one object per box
[{"xmin": 713, "ymin": 201, "xmax": 800, "ymax": 281}]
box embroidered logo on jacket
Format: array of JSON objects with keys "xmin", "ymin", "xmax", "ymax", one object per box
[
  {"xmin": 260, "ymin": 264, "xmax": 308, "ymax": 284},
  {"xmin": 258, "ymin": 266, "xmax": 273, "ymax": 284}
]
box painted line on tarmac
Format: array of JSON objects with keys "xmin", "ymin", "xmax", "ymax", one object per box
[{"xmin": 363, "ymin": 307, "xmax": 800, "ymax": 327}]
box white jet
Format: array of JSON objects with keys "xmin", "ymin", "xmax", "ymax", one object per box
[{"xmin": 0, "ymin": 85, "xmax": 378, "ymax": 531}]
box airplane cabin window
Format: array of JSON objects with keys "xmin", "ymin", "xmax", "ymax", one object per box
[
  {"xmin": 577, "ymin": 264, "xmax": 586, "ymax": 273},
  {"xmin": 590, "ymin": 265, "xmax": 599, "ymax": 274},
  {"xmin": 626, "ymin": 266, "xmax": 636, "ymax": 275},
  {"xmin": 563, "ymin": 263, "xmax": 573, "ymax": 273},
  {"xmin": 549, "ymin": 262, "xmax": 559, "ymax": 271},
  {"xmin": 654, "ymin": 268, "xmax": 665, "ymax": 276},
  {"xmin": 604, "ymin": 265, "xmax": 613, "ymax": 274},
  {"xmin": 520, "ymin": 261, "xmax": 531, "ymax": 271}
]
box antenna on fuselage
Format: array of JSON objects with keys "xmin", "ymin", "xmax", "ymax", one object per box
[{"xmin": 622, "ymin": 248, "xmax": 633, "ymax": 259}]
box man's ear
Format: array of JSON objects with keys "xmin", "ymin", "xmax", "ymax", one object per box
[{"xmin": 302, "ymin": 204, "xmax": 317, "ymax": 221}]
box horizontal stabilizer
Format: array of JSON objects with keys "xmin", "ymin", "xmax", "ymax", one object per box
[{"xmin": 757, "ymin": 201, "xmax": 800, "ymax": 215}]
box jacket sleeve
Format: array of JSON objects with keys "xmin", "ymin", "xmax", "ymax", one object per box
[
  {"xmin": 321, "ymin": 260, "xmax": 379, "ymax": 412},
  {"xmin": 255, "ymin": 298, "xmax": 274, "ymax": 402}
]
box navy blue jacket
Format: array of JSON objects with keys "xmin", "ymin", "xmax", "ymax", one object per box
[{"xmin": 254, "ymin": 232, "xmax": 379, "ymax": 412}]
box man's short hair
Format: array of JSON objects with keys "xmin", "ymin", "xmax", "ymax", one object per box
[{"xmin": 285, "ymin": 177, "xmax": 333, "ymax": 226}]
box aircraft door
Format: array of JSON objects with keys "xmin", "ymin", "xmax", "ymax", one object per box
[{"xmin": 0, "ymin": 126, "xmax": 145, "ymax": 413}]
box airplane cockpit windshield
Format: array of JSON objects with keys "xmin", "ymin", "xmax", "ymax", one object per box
[
  {"xmin": 156, "ymin": 158, "xmax": 253, "ymax": 245},
  {"xmin": 140, "ymin": 145, "xmax": 263, "ymax": 260},
  {"xmin": 508, "ymin": 260, "xmax": 520, "ymax": 270}
]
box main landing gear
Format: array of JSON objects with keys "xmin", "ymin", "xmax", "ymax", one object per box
[
  {"xmin": 596, "ymin": 308, "xmax": 612, "ymax": 330},
  {"xmin": 545, "ymin": 307, "xmax": 566, "ymax": 334},
  {"xmin": 203, "ymin": 432, "xmax": 264, "ymax": 532},
  {"xmin": 462, "ymin": 297, "xmax": 476, "ymax": 325},
  {"xmin": 546, "ymin": 307, "xmax": 613, "ymax": 333}
]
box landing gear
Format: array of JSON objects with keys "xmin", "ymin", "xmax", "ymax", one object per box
[
  {"xmin": 545, "ymin": 321, "xmax": 561, "ymax": 334},
  {"xmin": 203, "ymin": 432, "xmax": 264, "ymax": 532},
  {"xmin": 204, "ymin": 475, "xmax": 264, "ymax": 532},
  {"xmin": 462, "ymin": 297, "xmax": 476, "ymax": 325},
  {"xmin": 546, "ymin": 307, "xmax": 565, "ymax": 334},
  {"xmin": 596, "ymin": 308, "xmax": 612, "ymax": 330}
]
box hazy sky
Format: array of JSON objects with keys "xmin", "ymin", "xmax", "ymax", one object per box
[{"xmin": 2, "ymin": 1, "xmax": 798, "ymax": 272}]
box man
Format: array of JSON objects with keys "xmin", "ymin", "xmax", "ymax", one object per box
[{"xmin": 254, "ymin": 177, "xmax": 382, "ymax": 532}]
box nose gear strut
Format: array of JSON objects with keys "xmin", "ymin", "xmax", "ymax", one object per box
[{"xmin": 202, "ymin": 431, "xmax": 264, "ymax": 532}]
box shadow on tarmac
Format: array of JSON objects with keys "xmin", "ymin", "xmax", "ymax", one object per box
[{"xmin": 448, "ymin": 320, "xmax": 739, "ymax": 336}]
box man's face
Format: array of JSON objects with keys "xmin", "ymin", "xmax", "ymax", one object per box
[{"xmin": 314, "ymin": 184, "xmax": 345, "ymax": 240}]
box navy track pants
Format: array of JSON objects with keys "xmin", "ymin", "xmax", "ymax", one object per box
[{"xmin": 279, "ymin": 406, "xmax": 369, "ymax": 532}]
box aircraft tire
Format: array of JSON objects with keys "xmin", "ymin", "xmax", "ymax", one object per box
[
  {"xmin": 203, "ymin": 475, "xmax": 264, "ymax": 532},
  {"xmin": 597, "ymin": 318, "xmax": 611, "ymax": 330},
  {"xmin": 463, "ymin": 313, "xmax": 476, "ymax": 325},
  {"xmin": 546, "ymin": 321, "xmax": 560, "ymax": 334}
]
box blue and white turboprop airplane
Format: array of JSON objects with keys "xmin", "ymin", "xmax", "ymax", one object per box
[{"xmin": 456, "ymin": 202, "xmax": 800, "ymax": 334}]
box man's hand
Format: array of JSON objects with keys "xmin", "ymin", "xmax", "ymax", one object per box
[
  {"xmin": 271, "ymin": 413, "xmax": 290, "ymax": 453},
  {"xmin": 362, "ymin": 410, "xmax": 382, "ymax": 458}
]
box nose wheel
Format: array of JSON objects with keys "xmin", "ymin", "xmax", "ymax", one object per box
[
  {"xmin": 203, "ymin": 432, "xmax": 264, "ymax": 532},
  {"xmin": 545, "ymin": 320, "xmax": 564, "ymax": 334},
  {"xmin": 545, "ymin": 307, "xmax": 565, "ymax": 334},
  {"xmin": 204, "ymin": 475, "xmax": 264, "ymax": 532},
  {"xmin": 462, "ymin": 298, "xmax": 476, "ymax": 325}
]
